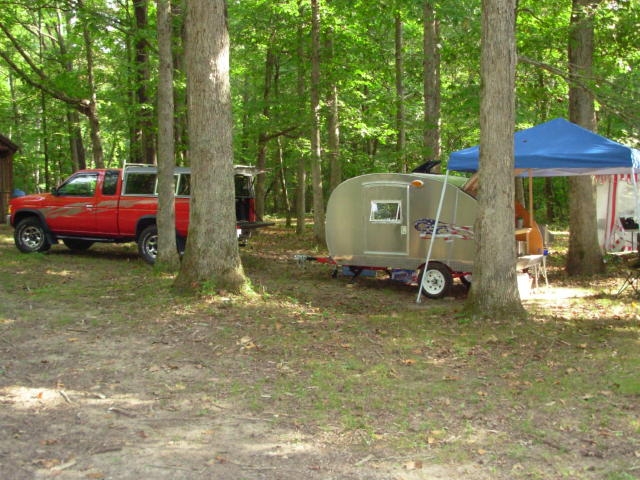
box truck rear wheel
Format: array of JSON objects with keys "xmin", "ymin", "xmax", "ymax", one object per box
[
  {"xmin": 419, "ymin": 262, "xmax": 452, "ymax": 299},
  {"xmin": 14, "ymin": 217, "xmax": 51, "ymax": 253},
  {"xmin": 138, "ymin": 225, "xmax": 158, "ymax": 264}
]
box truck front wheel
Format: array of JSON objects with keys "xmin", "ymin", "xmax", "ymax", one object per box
[
  {"xmin": 138, "ymin": 225, "xmax": 158, "ymax": 264},
  {"xmin": 14, "ymin": 217, "xmax": 51, "ymax": 253}
]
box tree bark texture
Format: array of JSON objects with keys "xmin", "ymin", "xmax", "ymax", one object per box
[
  {"xmin": 175, "ymin": 0, "xmax": 246, "ymax": 293},
  {"xmin": 325, "ymin": 28, "xmax": 341, "ymax": 193},
  {"xmin": 132, "ymin": 0, "xmax": 156, "ymax": 164},
  {"xmin": 467, "ymin": 0, "xmax": 524, "ymax": 316},
  {"xmin": 566, "ymin": 0, "xmax": 605, "ymax": 275},
  {"xmin": 156, "ymin": 0, "xmax": 180, "ymax": 270},
  {"xmin": 310, "ymin": 0, "xmax": 326, "ymax": 244},
  {"xmin": 423, "ymin": 0, "xmax": 441, "ymax": 166},
  {"xmin": 395, "ymin": 13, "xmax": 406, "ymax": 173},
  {"xmin": 256, "ymin": 42, "xmax": 276, "ymax": 220},
  {"xmin": 295, "ymin": 0, "xmax": 307, "ymax": 235}
]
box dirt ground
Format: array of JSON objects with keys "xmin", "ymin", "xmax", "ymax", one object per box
[{"xmin": 1, "ymin": 223, "xmax": 638, "ymax": 480}]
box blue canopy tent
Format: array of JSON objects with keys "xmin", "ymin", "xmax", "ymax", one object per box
[
  {"xmin": 448, "ymin": 118, "xmax": 640, "ymax": 177},
  {"xmin": 416, "ymin": 118, "xmax": 640, "ymax": 302}
]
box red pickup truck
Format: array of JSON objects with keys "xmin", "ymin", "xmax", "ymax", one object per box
[{"xmin": 7, "ymin": 164, "xmax": 271, "ymax": 263}]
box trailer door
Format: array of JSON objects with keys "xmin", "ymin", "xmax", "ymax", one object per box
[{"xmin": 363, "ymin": 183, "xmax": 409, "ymax": 255}]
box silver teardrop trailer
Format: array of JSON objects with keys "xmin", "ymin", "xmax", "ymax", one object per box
[{"xmin": 298, "ymin": 172, "xmax": 478, "ymax": 299}]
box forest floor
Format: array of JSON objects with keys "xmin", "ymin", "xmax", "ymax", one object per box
[{"xmin": 0, "ymin": 222, "xmax": 639, "ymax": 480}]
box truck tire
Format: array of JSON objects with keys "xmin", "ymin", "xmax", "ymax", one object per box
[
  {"xmin": 138, "ymin": 225, "xmax": 158, "ymax": 264},
  {"xmin": 419, "ymin": 262, "xmax": 452, "ymax": 299},
  {"xmin": 14, "ymin": 217, "xmax": 52, "ymax": 253},
  {"xmin": 62, "ymin": 239, "xmax": 94, "ymax": 251}
]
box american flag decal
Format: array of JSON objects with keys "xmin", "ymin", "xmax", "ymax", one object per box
[{"xmin": 414, "ymin": 218, "xmax": 474, "ymax": 241}]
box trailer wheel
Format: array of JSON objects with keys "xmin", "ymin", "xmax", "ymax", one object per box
[
  {"xmin": 419, "ymin": 262, "xmax": 452, "ymax": 299},
  {"xmin": 14, "ymin": 217, "xmax": 51, "ymax": 253},
  {"xmin": 138, "ymin": 225, "xmax": 158, "ymax": 264}
]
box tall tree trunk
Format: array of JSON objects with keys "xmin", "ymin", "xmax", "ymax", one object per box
[
  {"xmin": 133, "ymin": 0, "xmax": 156, "ymax": 164},
  {"xmin": 156, "ymin": 0, "xmax": 180, "ymax": 270},
  {"xmin": 78, "ymin": 0, "xmax": 104, "ymax": 168},
  {"xmin": 172, "ymin": 0, "xmax": 188, "ymax": 165},
  {"xmin": 544, "ymin": 178, "xmax": 555, "ymax": 222},
  {"xmin": 423, "ymin": 0, "xmax": 441, "ymax": 167},
  {"xmin": 256, "ymin": 42, "xmax": 276, "ymax": 220},
  {"xmin": 466, "ymin": 0, "xmax": 524, "ymax": 316},
  {"xmin": 55, "ymin": 8, "xmax": 86, "ymax": 171},
  {"xmin": 295, "ymin": 0, "xmax": 307, "ymax": 235},
  {"xmin": 325, "ymin": 28, "xmax": 341, "ymax": 193},
  {"xmin": 566, "ymin": 0, "xmax": 605, "ymax": 275},
  {"xmin": 275, "ymin": 137, "xmax": 293, "ymax": 226},
  {"xmin": 66, "ymin": 111, "xmax": 86, "ymax": 171},
  {"xmin": 395, "ymin": 13, "xmax": 406, "ymax": 173},
  {"xmin": 174, "ymin": 0, "xmax": 247, "ymax": 293},
  {"xmin": 310, "ymin": 0, "xmax": 325, "ymax": 244}
]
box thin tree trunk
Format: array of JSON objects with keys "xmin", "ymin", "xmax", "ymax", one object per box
[
  {"xmin": 275, "ymin": 137, "xmax": 292, "ymax": 226},
  {"xmin": 256, "ymin": 42, "xmax": 276, "ymax": 220},
  {"xmin": 133, "ymin": 0, "xmax": 155, "ymax": 164},
  {"xmin": 40, "ymin": 91, "xmax": 51, "ymax": 190},
  {"xmin": 78, "ymin": 0, "xmax": 104, "ymax": 168},
  {"xmin": 310, "ymin": 0, "xmax": 325, "ymax": 244},
  {"xmin": 395, "ymin": 13, "xmax": 406, "ymax": 173},
  {"xmin": 566, "ymin": 0, "xmax": 605, "ymax": 275},
  {"xmin": 295, "ymin": 0, "xmax": 307, "ymax": 235},
  {"xmin": 172, "ymin": 0, "xmax": 187, "ymax": 165},
  {"xmin": 543, "ymin": 178, "xmax": 553, "ymax": 222},
  {"xmin": 55, "ymin": 8, "xmax": 85, "ymax": 171},
  {"xmin": 156, "ymin": 0, "xmax": 179, "ymax": 270},
  {"xmin": 325, "ymin": 28, "xmax": 341, "ymax": 193}
]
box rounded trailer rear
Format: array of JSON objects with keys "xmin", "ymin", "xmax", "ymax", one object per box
[{"xmin": 323, "ymin": 172, "xmax": 477, "ymax": 298}]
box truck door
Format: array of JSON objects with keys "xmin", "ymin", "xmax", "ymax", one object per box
[
  {"xmin": 363, "ymin": 183, "xmax": 409, "ymax": 255},
  {"xmin": 47, "ymin": 172, "xmax": 100, "ymax": 235},
  {"xmin": 93, "ymin": 170, "xmax": 121, "ymax": 235}
]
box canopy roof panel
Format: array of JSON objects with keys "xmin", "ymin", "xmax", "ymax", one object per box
[{"xmin": 448, "ymin": 118, "xmax": 640, "ymax": 177}]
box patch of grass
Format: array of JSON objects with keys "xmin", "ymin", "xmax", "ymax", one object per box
[{"xmin": 1, "ymin": 223, "xmax": 639, "ymax": 479}]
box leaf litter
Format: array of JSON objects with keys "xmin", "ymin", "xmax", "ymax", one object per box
[{"xmin": 0, "ymin": 224, "xmax": 638, "ymax": 479}]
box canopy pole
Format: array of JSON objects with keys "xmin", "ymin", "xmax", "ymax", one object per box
[
  {"xmin": 632, "ymin": 167, "xmax": 640, "ymax": 226},
  {"xmin": 528, "ymin": 169, "xmax": 534, "ymax": 229},
  {"xmin": 416, "ymin": 169, "xmax": 450, "ymax": 303}
]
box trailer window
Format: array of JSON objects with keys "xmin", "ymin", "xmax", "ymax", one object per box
[{"xmin": 370, "ymin": 200, "xmax": 402, "ymax": 223}]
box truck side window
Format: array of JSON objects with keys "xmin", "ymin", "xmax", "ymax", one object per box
[
  {"xmin": 177, "ymin": 174, "xmax": 190, "ymax": 196},
  {"xmin": 103, "ymin": 171, "xmax": 119, "ymax": 195},
  {"xmin": 57, "ymin": 173, "xmax": 98, "ymax": 196},
  {"xmin": 124, "ymin": 173, "xmax": 157, "ymax": 195}
]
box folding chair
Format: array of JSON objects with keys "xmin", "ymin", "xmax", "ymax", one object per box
[{"xmin": 617, "ymin": 238, "xmax": 640, "ymax": 296}]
